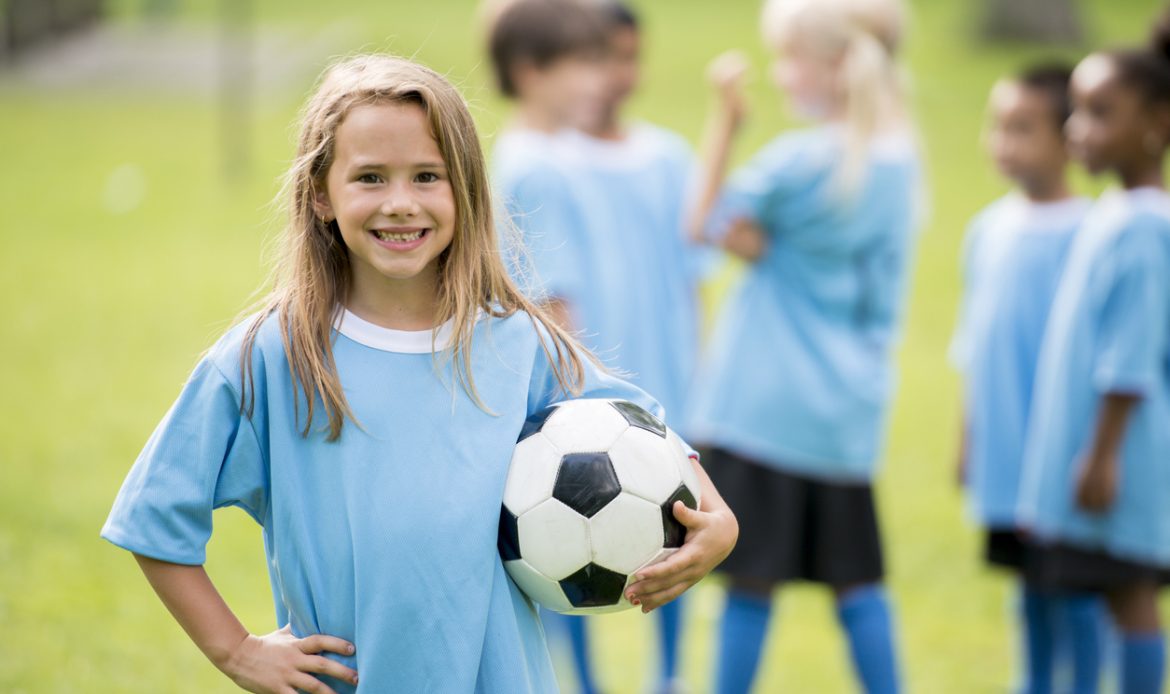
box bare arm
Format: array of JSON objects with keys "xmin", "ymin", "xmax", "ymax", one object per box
[
  {"xmin": 624, "ymin": 456, "xmax": 738, "ymax": 611},
  {"xmin": 134, "ymin": 555, "xmax": 358, "ymax": 694},
  {"xmin": 687, "ymin": 51, "xmax": 750, "ymax": 244},
  {"xmin": 1075, "ymin": 393, "xmax": 1141, "ymax": 512}
]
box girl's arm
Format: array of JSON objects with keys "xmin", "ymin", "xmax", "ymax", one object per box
[
  {"xmin": 623, "ymin": 457, "xmax": 739, "ymax": 612},
  {"xmin": 687, "ymin": 51, "xmax": 750, "ymax": 244},
  {"xmin": 134, "ymin": 555, "xmax": 359, "ymax": 694},
  {"xmin": 1075, "ymin": 392, "xmax": 1140, "ymax": 512},
  {"xmin": 956, "ymin": 410, "xmax": 969, "ymax": 488}
]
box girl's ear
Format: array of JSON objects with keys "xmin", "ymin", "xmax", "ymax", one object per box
[{"xmin": 313, "ymin": 183, "xmax": 334, "ymax": 222}]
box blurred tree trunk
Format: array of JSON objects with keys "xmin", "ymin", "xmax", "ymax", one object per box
[{"xmin": 979, "ymin": 0, "xmax": 1083, "ymax": 44}]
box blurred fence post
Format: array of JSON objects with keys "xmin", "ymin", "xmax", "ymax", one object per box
[
  {"xmin": 2, "ymin": 0, "xmax": 104, "ymax": 62},
  {"xmin": 219, "ymin": 0, "xmax": 254, "ymax": 182},
  {"xmin": 978, "ymin": 0, "xmax": 1083, "ymax": 44}
]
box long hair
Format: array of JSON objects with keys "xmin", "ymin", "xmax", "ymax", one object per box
[
  {"xmin": 761, "ymin": 0, "xmax": 912, "ymax": 194},
  {"xmin": 240, "ymin": 54, "xmax": 588, "ymax": 441}
]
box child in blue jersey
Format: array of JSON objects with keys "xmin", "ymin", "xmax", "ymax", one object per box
[
  {"xmin": 952, "ymin": 63, "xmax": 1108, "ymax": 694},
  {"xmin": 686, "ymin": 0, "xmax": 919, "ymax": 692},
  {"xmin": 487, "ymin": 0, "xmax": 609, "ymax": 325},
  {"xmin": 504, "ymin": 3, "xmax": 707, "ymax": 693},
  {"xmin": 101, "ymin": 55, "xmax": 738, "ymax": 694},
  {"xmin": 1017, "ymin": 13, "xmax": 1170, "ymax": 694}
]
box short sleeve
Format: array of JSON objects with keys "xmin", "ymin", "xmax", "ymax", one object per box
[
  {"xmin": 948, "ymin": 218, "xmax": 987, "ymax": 372},
  {"xmin": 101, "ymin": 358, "xmax": 268, "ymax": 565},
  {"xmin": 504, "ymin": 167, "xmax": 588, "ymax": 304},
  {"xmin": 1092, "ymin": 220, "xmax": 1170, "ymax": 395},
  {"xmin": 525, "ymin": 326, "xmax": 658, "ymax": 417},
  {"xmin": 704, "ymin": 134, "xmax": 811, "ymax": 241}
]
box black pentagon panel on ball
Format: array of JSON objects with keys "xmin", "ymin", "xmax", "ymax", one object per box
[
  {"xmin": 552, "ymin": 452, "xmax": 622, "ymax": 518},
  {"xmin": 517, "ymin": 404, "xmax": 559, "ymax": 442},
  {"xmin": 497, "ymin": 506, "xmax": 522, "ymax": 561},
  {"xmin": 661, "ymin": 484, "xmax": 698, "ymax": 548},
  {"xmin": 559, "ymin": 563, "xmax": 628, "ymax": 608},
  {"xmin": 609, "ymin": 400, "xmax": 667, "ymax": 438}
]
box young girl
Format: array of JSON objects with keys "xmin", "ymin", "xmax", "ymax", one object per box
[
  {"xmin": 1017, "ymin": 13, "xmax": 1170, "ymax": 694},
  {"xmin": 100, "ymin": 55, "xmax": 737, "ymax": 694},
  {"xmin": 686, "ymin": 0, "xmax": 920, "ymax": 692}
]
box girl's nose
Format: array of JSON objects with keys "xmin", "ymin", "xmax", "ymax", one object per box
[{"xmin": 381, "ymin": 184, "xmax": 420, "ymax": 217}]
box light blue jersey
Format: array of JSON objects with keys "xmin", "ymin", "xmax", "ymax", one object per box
[
  {"xmin": 686, "ymin": 126, "xmax": 921, "ymax": 481},
  {"xmin": 492, "ymin": 128, "xmax": 591, "ymax": 304},
  {"xmin": 1018, "ymin": 187, "xmax": 1170, "ymax": 567},
  {"xmin": 951, "ymin": 195, "xmax": 1090, "ymax": 527},
  {"xmin": 549, "ymin": 124, "xmax": 705, "ymax": 434},
  {"xmin": 102, "ymin": 308, "xmax": 665, "ymax": 693}
]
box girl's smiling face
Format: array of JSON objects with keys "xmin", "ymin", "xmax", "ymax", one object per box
[{"xmin": 316, "ymin": 101, "xmax": 456, "ymax": 304}]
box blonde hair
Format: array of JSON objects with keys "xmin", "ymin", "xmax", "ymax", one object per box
[
  {"xmin": 762, "ymin": 0, "xmax": 911, "ymax": 193},
  {"xmin": 240, "ymin": 54, "xmax": 588, "ymax": 441}
]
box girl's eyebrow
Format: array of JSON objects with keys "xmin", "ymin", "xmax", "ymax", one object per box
[{"xmin": 349, "ymin": 159, "xmax": 446, "ymax": 170}]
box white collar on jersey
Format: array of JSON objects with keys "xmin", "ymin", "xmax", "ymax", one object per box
[{"xmin": 335, "ymin": 308, "xmax": 457, "ymax": 354}]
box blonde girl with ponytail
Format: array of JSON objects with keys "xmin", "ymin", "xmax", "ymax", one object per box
[
  {"xmin": 101, "ymin": 54, "xmax": 737, "ymax": 694},
  {"xmin": 685, "ymin": 1, "xmax": 920, "ymax": 692}
]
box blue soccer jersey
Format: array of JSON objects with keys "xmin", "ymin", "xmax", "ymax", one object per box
[
  {"xmin": 686, "ymin": 126, "xmax": 921, "ymax": 481},
  {"xmin": 544, "ymin": 123, "xmax": 706, "ymax": 435},
  {"xmin": 492, "ymin": 128, "xmax": 591, "ymax": 304},
  {"xmin": 951, "ymin": 195, "xmax": 1089, "ymax": 527},
  {"xmin": 1017, "ymin": 187, "xmax": 1170, "ymax": 566},
  {"xmin": 102, "ymin": 309, "xmax": 666, "ymax": 693}
]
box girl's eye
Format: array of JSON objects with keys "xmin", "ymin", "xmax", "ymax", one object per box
[
  {"xmin": 416, "ymin": 171, "xmax": 441, "ymax": 183},
  {"xmin": 357, "ymin": 173, "xmax": 382, "ymax": 184}
]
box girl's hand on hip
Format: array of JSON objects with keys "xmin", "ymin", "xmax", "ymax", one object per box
[
  {"xmin": 721, "ymin": 219, "xmax": 768, "ymax": 262},
  {"xmin": 222, "ymin": 625, "xmax": 358, "ymax": 694},
  {"xmin": 624, "ymin": 500, "xmax": 738, "ymax": 613}
]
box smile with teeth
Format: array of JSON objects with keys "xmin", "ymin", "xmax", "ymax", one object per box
[{"xmin": 373, "ymin": 228, "xmax": 427, "ymax": 242}]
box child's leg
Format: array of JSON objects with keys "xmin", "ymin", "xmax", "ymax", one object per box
[
  {"xmin": 1018, "ymin": 584, "xmax": 1058, "ymax": 694},
  {"xmin": 542, "ymin": 610, "xmax": 600, "ymax": 694},
  {"xmin": 1107, "ymin": 583, "xmax": 1164, "ymax": 694},
  {"xmin": 835, "ymin": 582, "xmax": 901, "ymax": 694},
  {"xmin": 1056, "ymin": 592, "xmax": 1108, "ymax": 694},
  {"xmin": 715, "ymin": 578, "xmax": 774, "ymax": 694},
  {"xmin": 656, "ymin": 596, "xmax": 684, "ymax": 691},
  {"xmin": 564, "ymin": 615, "xmax": 600, "ymax": 694}
]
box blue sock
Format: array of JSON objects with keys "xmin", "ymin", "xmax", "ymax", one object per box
[
  {"xmin": 564, "ymin": 615, "xmax": 600, "ymax": 694},
  {"xmin": 1121, "ymin": 632, "xmax": 1165, "ymax": 694},
  {"xmin": 715, "ymin": 589, "xmax": 773, "ymax": 694},
  {"xmin": 837, "ymin": 584, "xmax": 901, "ymax": 694},
  {"xmin": 1019, "ymin": 586, "xmax": 1057, "ymax": 694},
  {"xmin": 657, "ymin": 596, "xmax": 684, "ymax": 686},
  {"xmin": 1058, "ymin": 593, "xmax": 1107, "ymax": 694}
]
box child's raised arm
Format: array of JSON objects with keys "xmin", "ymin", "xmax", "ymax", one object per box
[
  {"xmin": 622, "ymin": 456, "xmax": 739, "ymax": 612},
  {"xmin": 687, "ymin": 51, "xmax": 750, "ymax": 244},
  {"xmin": 134, "ymin": 555, "xmax": 359, "ymax": 694}
]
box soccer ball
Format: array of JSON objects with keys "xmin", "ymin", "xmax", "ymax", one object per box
[{"xmin": 497, "ymin": 398, "xmax": 702, "ymax": 614}]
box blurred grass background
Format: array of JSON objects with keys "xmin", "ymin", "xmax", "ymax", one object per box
[{"xmin": 0, "ymin": 0, "xmax": 1165, "ymax": 691}]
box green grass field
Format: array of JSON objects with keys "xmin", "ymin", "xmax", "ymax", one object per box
[{"xmin": 1, "ymin": 0, "xmax": 1165, "ymax": 691}]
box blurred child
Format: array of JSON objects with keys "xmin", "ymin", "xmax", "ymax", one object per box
[
  {"xmin": 951, "ymin": 63, "xmax": 1108, "ymax": 694},
  {"xmin": 1018, "ymin": 11, "xmax": 1170, "ymax": 694},
  {"xmin": 685, "ymin": 0, "xmax": 921, "ymax": 692},
  {"xmin": 537, "ymin": 2, "xmax": 707, "ymax": 692},
  {"xmin": 100, "ymin": 54, "xmax": 738, "ymax": 694},
  {"xmin": 487, "ymin": 0, "xmax": 609, "ymax": 329}
]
